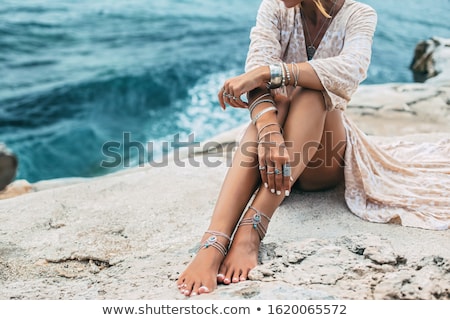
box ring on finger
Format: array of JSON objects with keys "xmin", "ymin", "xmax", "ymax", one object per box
[
  {"xmin": 267, "ymin": 171, "xmax": 275, "ymax": 175},
  {"xmin": 282, "ymin": 164, "xmax": 291, "ymax": 177},
  {"xmin": 274, "ymin": 168, "xmax": 282, "ymax": 175},
  {"xmin": 259, "ymin": 165, "xmax": 266, "ymax": 171}
]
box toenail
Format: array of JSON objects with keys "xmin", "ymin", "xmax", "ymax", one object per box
[{"xmin": 199, "ymin": 286, "xmax": 210, "ymax": 293}]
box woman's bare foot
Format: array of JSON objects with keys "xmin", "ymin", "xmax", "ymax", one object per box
[
  {"xmin": 176, "ymin": 234, "xmax": 229, "ymax": 297},
  {"xmin": 217, "ymin": 224, "xmax": 261, "ymax": 285}
]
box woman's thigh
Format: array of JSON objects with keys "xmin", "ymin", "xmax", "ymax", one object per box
[{"xmin": 295, "ymin": 109, "xmax": 347, "ymax": 191}]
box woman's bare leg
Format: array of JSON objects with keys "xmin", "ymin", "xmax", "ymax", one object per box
[
  {"xmin": 218, "ymin": 89, "xmax": 346, "ymax": 283},
  {"xmin": 176, "ymin": 99, "xmax": 290, "ymax": 296}
]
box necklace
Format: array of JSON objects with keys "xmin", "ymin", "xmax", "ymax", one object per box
[{"xmin": 301, "ymin": 0, "xmax": 338, "ymax": 60}]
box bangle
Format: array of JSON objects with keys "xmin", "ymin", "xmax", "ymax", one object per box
[
  {"xmin": 257, "ymin": 123, "xmax": 282, "ymax": 137},
  {"xmin": 268, "ymin": 64, "xmax": 283, "ymax": 89},
  {"xmin": 292, "ymin": 63, "xmax": 299, "ymax": 87},
  {"xmin": 258, "ymin": 131, "xmax": 283, "ymax": 143},
  {"xmin": 281, "ymin": 62, "xmax": 286, "ymax": 87},
  {"xmin": 283, "ymin": 62, "xmax": 291, "ymax": 86},
  {"xmin": 252, "ymin": 106, "xmax": 277, "ymax": 125},
  {"xmin": 249, "ymin": 98, "xmax": 274, "ymax": 114}
]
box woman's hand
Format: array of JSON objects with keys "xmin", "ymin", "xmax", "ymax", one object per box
[
  {"xmin": 258, "ymin": 132, "xmax": 291, "ymax": 196},
  {"xmin": 218, "ymin": 66, "xmax": 269, "ymax": 110}
]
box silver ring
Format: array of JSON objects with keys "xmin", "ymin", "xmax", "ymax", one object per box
[
  {"xmin": 282, "ymin": 164, "xmax": 291, "ymax": 177},
  {"xmin": 259, "ymin": 165, "xmax": 266, "ymax": 170},
  {"xmin": 267, "ymin": 171, "xmax": 274, "ymax": 175},
  {"xmin": 274, "ymin": 168, "xmax": 281, "ymax": 175}
]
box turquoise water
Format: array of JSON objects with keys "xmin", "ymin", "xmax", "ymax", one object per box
[{"xmin": 0, "ymin": 0, "xmax": 449, "ymax": 182}]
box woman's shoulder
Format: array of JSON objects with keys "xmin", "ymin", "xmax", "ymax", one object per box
[
  {"xmin": 344, "ymin": 0, "xmax": 377, "ymax": 16},
  {"xmin": 258, "ymin": 0, "xmax": 291, "ymax": 13}
]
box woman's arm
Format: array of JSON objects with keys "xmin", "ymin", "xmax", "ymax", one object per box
[
  {"xmin": 244, "ymin": 2, "xmax": 377, "ymax": 111},
  {"xmin": 306, "ymin": 5, "xmax": 378, "ymax": 110}
]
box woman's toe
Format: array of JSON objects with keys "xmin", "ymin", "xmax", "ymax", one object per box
[{"xmin": 198, "ymin": 285, "xmax": 210, "ymax": 294}]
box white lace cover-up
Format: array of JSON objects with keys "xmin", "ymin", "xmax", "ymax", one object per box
[{"xmin": 245, "ymin": 0, "xmax": 450, "ymax": 230}]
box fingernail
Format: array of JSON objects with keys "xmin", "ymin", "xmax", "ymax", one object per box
[
  {"xmin": 277, "ymin": 191, "xmax": 281, "ymax": 196},
  {"xmin": 191, "ymin": 292, "xmax": 197, "ymax": 296},
  {"xmin": 285, "ymin": 190, "xmax": 290, "ymax": 197},
  {"xmin": 264, "ymin": 183, "xmax": 268, "ymax": 188},
  {"xmin": 290, "ymin": 177, "xmax": 294, "ymax": 182},
  {"xmin": 271, "ymin": 189, "xmax": 275, "ymax": 194}
]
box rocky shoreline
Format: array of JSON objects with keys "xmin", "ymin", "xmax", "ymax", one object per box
[{"xmin": 0, "ymin": 38, "xmax": 449, "ymax": 300}]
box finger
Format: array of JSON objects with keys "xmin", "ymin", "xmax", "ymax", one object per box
[
  {"xmin": 258, "ymin": 144, "xmax": 268, "ymax": 188},
  {"xmin": 274, "ymin": 164, "xmax": 283, "ymax": 196},
  {"xmin": 234, "ymin": 95, "xmax": 248, "ymax": 109},
  {"xmin": 282, "ymin": 163, "xmax": 291, "ymax": 196},
  {"xmin": 266, "ymin": 164, "xmax": 276, "ymax": 194},
  {"xmin": 218, "ymin": 87, "xmax": 226, "ymax": 111},
  {"xmin": 227, "ymin": 94, "xmax": 245, "ymax": 109},
  {"xmin": 258, "ymin": 153, "xmax": 268, "ymax": 189}
]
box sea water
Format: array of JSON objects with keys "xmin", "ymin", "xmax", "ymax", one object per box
[{"xmin": 0, "ymin": 0, "xmax": 448, "ymax": 182}]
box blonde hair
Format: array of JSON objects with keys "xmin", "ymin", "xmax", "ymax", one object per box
[
  {"xmin": 300, "ymin": 0, "xmax": 333, "ymax": 18},
  {"xmin": 314, "ymin": 0, "xmax": 332, "ymax": 18}
]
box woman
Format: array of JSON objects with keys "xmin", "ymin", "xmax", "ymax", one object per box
[{"xmin": 176, "ymin": 0, "xmax": 450, "ymax": 297}]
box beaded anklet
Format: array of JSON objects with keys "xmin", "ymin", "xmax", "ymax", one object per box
[
  {"xmin": 198, "ymin": 230, "xmax": 231, "ymax": 256},
  {"xmin": 238, "ymin": 207, "xmax": 271, "ymax": 240}
]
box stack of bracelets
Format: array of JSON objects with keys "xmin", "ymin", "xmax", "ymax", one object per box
[
  {"xmin": 267, "ymin": 62, "xmax": 299, "ymax": 90},
  {"xmin": 249, "ymin": 62, "xmax": 299, "ymax": 145}
]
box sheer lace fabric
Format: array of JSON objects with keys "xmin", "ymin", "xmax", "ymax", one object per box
[{"xmin": 244, "ymin": 0, "xmax": 449, "ymax": 230}]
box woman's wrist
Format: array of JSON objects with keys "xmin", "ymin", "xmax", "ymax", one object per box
[
  {"xmin": 265, "ymin": 62, "xmax": 301, "ymax": 88},
  {"xmin": 258, "ymin": 66, "xmax": 271, "ymax": 85}
]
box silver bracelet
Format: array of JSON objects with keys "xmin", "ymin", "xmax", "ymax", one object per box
[
  {"xmin": 268, "ymin": 64, "xmax": 283, "ymax": 89},
  {"xmin": 248, "ymin": 93, "xmax": 272, "ymax": 113},
  {"xmin": 281, "ymin": 62, "xmax": 291, "ymax": 87},
  {"xmin": 283, "ymin": 62, "xmax": 291, "ymax": 86},
  {"xmin": 252, "ymin": 106, "xmax": 277, "ymax": 125},
  {"xmin": 292, "ymin": 63, "xmax": 299, "ymax": 87},
  {"xmin": 281, "ymin": 62, "xmax": 286, "ymax": 87},
  {"xmin": 249, "ymin": 99, "xmax": 274, "ymax": 115}
]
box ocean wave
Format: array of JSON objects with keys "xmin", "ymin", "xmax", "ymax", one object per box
[{"xmin": 1, "ymin": 0, "xmax": 448, "ymax": 183}]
